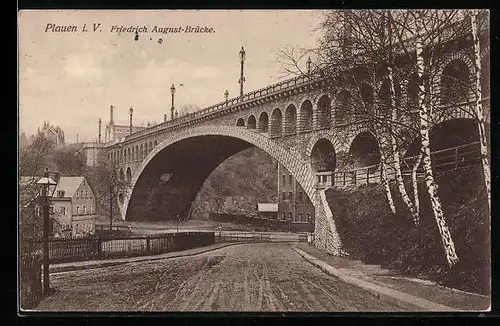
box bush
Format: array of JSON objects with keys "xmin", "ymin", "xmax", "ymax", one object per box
[{"xmin": 327, "ymin": 166, "xmax": 490, "ymax": 295}]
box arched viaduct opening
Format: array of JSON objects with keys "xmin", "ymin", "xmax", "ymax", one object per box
[
  {"xmin": 404, "ymin": 118, "xmax": 486, "ymax": 172},
  {"xmin": 348, "ymin": 132, "xmax": 381, "ymax": 172},
  {"xmin": 124, "ymin": 129, "xmax": 317, "ymax": 224},
  {"xmin": 310, "ymin": 138, "xmax": 337, "ymax": 173}
]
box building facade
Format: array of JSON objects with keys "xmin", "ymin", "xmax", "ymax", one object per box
[
  {"xmin": 277, "ymin": 162, "xmax": 314, "ymax": 232},
  {"xmin": 38, "ymin": 121, "xmax": 65, "ymax": 148},
  {"xmin": 48, "ymin": 176, "xmax": 97, "ymax": 238},
  {"xmin": 104, "ymin": 105, "xmax": 146, "ymax": 143}
]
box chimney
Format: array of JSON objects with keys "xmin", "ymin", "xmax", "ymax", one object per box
[
  {"xmin": 110, "ymin": 105, "xmax": 114, "ymax": 125},
  {"xmin": 98, "ymin": 118, "xmax": 102, "ymax": 143}
]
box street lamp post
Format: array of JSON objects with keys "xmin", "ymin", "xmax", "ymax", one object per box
[
  {"xmin": 238, "ymin": 47, "xmax": 246, "ymax": 99},
  {"xmin": 129, "ymin": 106, "xmax": 133, "ymax": 135},
  {"xmin": 176, "ymin": 214, "xmax": 180, "ymax": 233},
  {"xmin": 37, "ymin": 168, "xmax": 57, "ymax": 295},
  {"xmin": 170, "ymin": 84, "xmax": 176, "ymax": 120},
  {"xmin": 306, "ymin": 56, "xmax": 312, "ymax": 74},
  {"xmin": 224, "ymin": 90, "xmax": 229, "ymax": 105}
]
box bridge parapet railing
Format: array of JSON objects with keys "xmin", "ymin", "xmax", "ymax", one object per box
[
  {"xmin": 124, "ymin": 74, "xmax": 321, "ymax": 141},
  {"xmin": 316, "ymin": 142, "xmax": 482, "ymax": 189}
]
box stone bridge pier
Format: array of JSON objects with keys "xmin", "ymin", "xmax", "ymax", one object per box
[{"xmin": 117, "ymin": 125, "xmax": 343, "ymax": 255}]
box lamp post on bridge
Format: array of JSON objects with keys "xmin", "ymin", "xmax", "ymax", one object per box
[
  {"xmin": 170, "ymin": 84, "xmax": 176, "ymax": 120},
  {"xmin": 37, "ymin": 168, "xmax": 58, "ymax": 295},
  {"xmin": 224, "ymin": 89, "xmax": 229, "ymax": 105},
  {"xmin": 238, "ymin": 47, "xmax": 246, "ymax": 100},
  {"xmin": 306, "ymin": 56, "xmax": 312, "ymax": 74},
  {"xmin": 129, "ymin": 106, "xmax": 133, "ymax": 135}
]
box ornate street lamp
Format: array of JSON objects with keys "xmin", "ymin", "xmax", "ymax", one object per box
[
  {"xmin": 176, "ymin": 214, "xmax": 180, "ymax": 233},
  {"xmin": 224, "ymin": 89, "xmax": 229, "ymax": 104},
  {"xmin": 36, "ymin": 168, "xmax": 57, "ymax": 295},
  {"xmin": 170, "ymin": 84, "xmax": 176, "ymax": 120},
  {"xmin": 238, "ymin": 47, "xmax": 246, "ymax": 99},
  {"xmin": 306, "ymin": 57, "xmax": 312, "ymax": 74}
]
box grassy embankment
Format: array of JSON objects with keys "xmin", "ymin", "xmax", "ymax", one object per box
[{"xmin": 326, "ymin": 166, "xmax": 490, "ymax": 295}]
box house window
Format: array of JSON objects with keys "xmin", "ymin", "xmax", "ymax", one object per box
[
  {"xmin": 299, "ymin": 213, "xmax": 303, "ymax": 222},
  {"xmin": 288, "ymin": 212, "xmax": 292, "ymax": 221},
  {"xmin": 288, "ymin": 191, "xmax": 293, "ymax": 201},
  {"xmin": 298, "ymin": 191, "xmax": 303, "ymax": 203},
  {"xmin": 282, "ymin": 174, "xmax": 286, "ymax": 186},
  {"xmin": 282, "ymin": 192, "xmax": 286, "ymax": 201},
  {"xmin": 282, "ymin": 212, "xmax": 285, "ymax": 220},
  {"xmin": 89, "ymin": 206, "xmax": 92, "ymax": 214},
  {"xmin": 60, "ymin": 206, "xmax": 66, "ymax": 215},
  {"xmin": 322, "ymin": 175, "xmax": 328, "ymax": 183},
  {"xmin": 76, "ymin": 206, "xmax": 80, "ymax": 215},
  {"xmin": 76, "ymin": 224, "xmax": 79, "ymax": 233},
  {"xmin": 288, "ymin": 175, "xmax": 293, "ymax": 186},
  {"xmin": 83, "ymin": 206, "xmax": 87, "ymax": 215},
  {"xmin": 307, "ymin": 213, "xmax": 311, "ymax": 222}
]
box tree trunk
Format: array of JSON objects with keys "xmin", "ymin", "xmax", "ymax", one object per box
[
  {"xmin": 415, "ymin": 19, "xmax": 459, "ymax": 267},
  {"xmin": 379, "ymin": 147, "xmax": 396, "ymax": 214},
  {"xmin": 470, "ymin": 10, "xmax": 491, "ymax": 212},
  {"xmin": 412, "ymin": 153, "xmax": 423, "ymax": 216},
  {"xmin": 388, "ymin": 66, "xmax": 420, "ymax": 225}
]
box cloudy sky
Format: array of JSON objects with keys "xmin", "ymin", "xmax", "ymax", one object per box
[{"xmin": 19, "ymin": 10, "xmax": 324, "ymax": 143}]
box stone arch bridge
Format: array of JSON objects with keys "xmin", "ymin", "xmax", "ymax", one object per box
[{"xmin": 102, "ymin": 51, "xmax": 489, "ymax": 255}]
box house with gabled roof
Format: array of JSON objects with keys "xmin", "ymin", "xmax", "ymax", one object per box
[
  {"xmin": 20, "ymin": 175, "xmax": 97, "ymax": 238},
  {"xmin": 50, "ymin": 176, "xmax": 96, "ymax": 238}
]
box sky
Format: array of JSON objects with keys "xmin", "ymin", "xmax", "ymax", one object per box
[{"xmin": 18, "ymin": 10, "xmax": 324, "ymax": 143}]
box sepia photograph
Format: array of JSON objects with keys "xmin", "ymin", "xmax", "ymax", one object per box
[{"xmin": 18, "ymin": 9, "xmax": 491, "ymax": 313}]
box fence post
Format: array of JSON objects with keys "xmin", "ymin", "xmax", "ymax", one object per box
[
  {"xmin": 366, "ymin": 168, "xmax": 370, "ymax": 184},
  {"xmin": 146, "ymin": 236, "xmax": 151, "ymax": 252}
]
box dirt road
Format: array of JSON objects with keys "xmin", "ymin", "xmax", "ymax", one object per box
[{"xmin": 36, "ymin": 243, "xmax": 406, "ymax": 312}]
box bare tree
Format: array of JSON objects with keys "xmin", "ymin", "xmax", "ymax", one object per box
[
  {"xmin": 278, "ymin": 9, "xmax": 483, "ymax": 267},
  {"xmin": 85, "ymin": 152, "xmax": 130, "ymax": 230},
  {"xmin": 469, "ymin": 9, "xmax": 490, "ymax": 212}
]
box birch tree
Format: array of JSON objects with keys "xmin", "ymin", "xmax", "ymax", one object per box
[
  {"xmin": 469, "ymin": 9, "xmax": 490, "ymax": 212},
  {"xmin": 412, "ymin": 11, "xmax": 459, "ymax": 266}
]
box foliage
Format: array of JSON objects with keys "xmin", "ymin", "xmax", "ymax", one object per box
[{"xmin": 190, "ymin": 147, "xmax": 278, "ymax": 219}]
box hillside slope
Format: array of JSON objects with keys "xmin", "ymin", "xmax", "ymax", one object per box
[{"xmin": 190, "ymin": 147, "xmax": 279, "ymax": 219}]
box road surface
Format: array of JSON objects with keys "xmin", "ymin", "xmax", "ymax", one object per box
[{"xmin": 36, "ymin": 243, "xmax": 405, "ymax": 312}]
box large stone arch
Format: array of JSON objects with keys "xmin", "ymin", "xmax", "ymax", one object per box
[{"xmin": 121, "ymin": 126, "xmax": 318, "ymax": 222}]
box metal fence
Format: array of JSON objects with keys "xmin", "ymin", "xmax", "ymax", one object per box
[
  {"xmin": 316, "ymin": 142, "xmax": 482, "ymax": 189},
  {"xmin": 34, "ymin": 232, "xmax": 215, "ymax": 264},
  {"xmin": 216, "ymin": 231, "xmax": 308, "ymax": 243}
]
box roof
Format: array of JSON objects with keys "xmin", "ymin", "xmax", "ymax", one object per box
[
  {"xmin": 257, "ymin": 203, "xmax": 278, "ymax": 212},
  {"xmin": 53, "ymin": 177, "xmax": 85, "ymax": 198}
]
